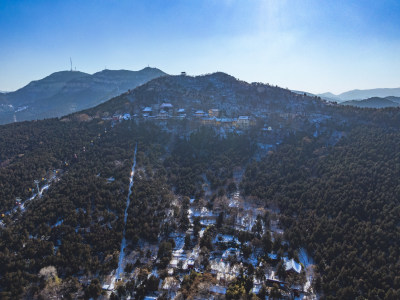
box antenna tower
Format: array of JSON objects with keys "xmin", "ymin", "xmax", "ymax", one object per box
[{"xmin": 70, "ymin": 57, "xmax": 72, "ymax": 71}]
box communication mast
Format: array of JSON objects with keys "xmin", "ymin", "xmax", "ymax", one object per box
[{"xmin": 70, "ymin": 57, "xmax": 72, "ymax": 71}]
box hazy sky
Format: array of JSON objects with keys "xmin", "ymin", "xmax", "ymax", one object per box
[{"xmin": 1, "ymin": 0, "xmax": 399, "ymax": 94}]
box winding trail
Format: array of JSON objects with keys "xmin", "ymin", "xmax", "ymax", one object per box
[
  {"xmin": 116, "ymin": 143, "xmax": 138, "ymax": 280},
  {"xmin": 2, "ymin": 178, "xmax": 54, "ymax": 220}
]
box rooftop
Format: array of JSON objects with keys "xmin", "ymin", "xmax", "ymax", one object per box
[
  {"xmin": 161, "ymin": 103, "xmax": 173, "ymax": 108},
  {"xmin": 284, "ymin": 258, "xmax": 302, "ymax": 273}
]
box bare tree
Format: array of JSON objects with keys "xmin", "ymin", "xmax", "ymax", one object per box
[{"xmin": 38, "ymin": 266, "xmax": 58, "ymax": 281}]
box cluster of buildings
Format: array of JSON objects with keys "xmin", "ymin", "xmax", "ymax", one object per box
[
  {"xmin": 95, "ymin": 141, "xmax": 315, "ymax": 300},
  {"xmin": 108, "ymin": 103, "xmax": 259, "ymax": 129},
  {"xmin": 134, "ymin": 189, "xmax": 312, "ymax": 299},
  {"xmin": 141, "ymin": 104, "xmax": 255, "ymax": 127}
]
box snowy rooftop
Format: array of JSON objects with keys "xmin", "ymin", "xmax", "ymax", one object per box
[
  {"xmin": 162, "ymin": 277, "xmax": 180, "ymax": 290},
  {"xmin": 284, "ymin": 258, "xmax": 302, "ymax": 273},
  {"xmin": 102, "ymin": 280, "xmax": 115, "ymax": 291},
  {"xmin": 160, "ymin": 103, "xmax": 173, "ymax": 108},
  {"xmin": 210, "ymin": 285, "xmax": 226, "ymax": 294},
  {"xmin": 192, "ymin": 206, "xmax": 215, "ymax": 218},
  {"xmin": 219, "ymin": 118, "xmax": 235, "ymax": 122},
  {"xmin": 268, "ymin": 253, "xmax": 278, "ymax": 260},
  {"xmin": 222, "ymin": 248, "xmax": 240, "ymax": 259}
]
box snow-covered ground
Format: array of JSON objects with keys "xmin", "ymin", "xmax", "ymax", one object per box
[
  {"xmin": 257, "ymin": 143, "xmax": 274, "ymax": 150},
  {"xmin": 115, "ymin": 143, "xmax": 138, "ymax": 280},
  {"xmin": 192, "ymin": 206, "xmax": 215, "ymax": 218},
  {"xmin": 51, "ymin": 219, "xmax": 64, "ymax": 228},
  {"xmin": 229, "ymin": 191, "xmax": 240, "ymax": 208},
  {"xmin": 214, "ymin": 234, "xmax": 239, "ymax": 245},
  {"xmin": 2, "ymin": 176, "xmax": 56, "ymax": 221},
  {"xmin": 102, "ymin": 272, "xmax": 116, "ymax": 291},
  {"xmin": 270, "ymin": 219, "xmax": 284, "ymax": 235},
  {"xmin": 299, "ymin": 248, "xmax": 314, "ymax": 268},
  {"xmin": 210, "ymin": 259, "xmax": 242, "ymax": 281}
]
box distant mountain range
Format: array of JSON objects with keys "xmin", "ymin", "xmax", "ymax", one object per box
[
  {"xmin": 1, "ymin": 67, "xmax": 399, "ymax": 125},
  {"xmin": 293, "ymin": 87, "xmax": 400, "ymax": 106},
  {"xmin": 0, "ymin": 67, "xmax": 167, "ymax": 124},
  {"xmin": 317, "ymin": 87, "xmax": 400, "ymax": 102},
  {"xmin": 317, "ymin": 92, "xmax": 342, "ymax": 102},
  {"xmin": 341, "ymin": 96, "xmax": 400, "ymax": 108}
]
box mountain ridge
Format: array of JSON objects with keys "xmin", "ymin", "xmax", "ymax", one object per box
[
  {"xmin": 341, "ymin": 96, "xmax": 400, "ymax": 108},
  {"xmin": 0, "ymin": 67, "xmax": 167, "ymax": 124},
  {"xmin": 83, "ymin": 71, "xmax": 335, "ymax": 126},
  {"xmin": 318, "ymin": 87, "xmax": 400, "ymax": 102}
]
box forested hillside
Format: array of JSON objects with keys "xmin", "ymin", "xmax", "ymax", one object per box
[
  {"xmin": 242, "ymin": 125, "xmax": 400, "ymax": 299},
  {"xmin": 0, "ymin": 73, "xmax": 400, "ymax": 299},
  {"xmin": 87, "ymin": 72, "xmax": 329, "ymax": 119}
]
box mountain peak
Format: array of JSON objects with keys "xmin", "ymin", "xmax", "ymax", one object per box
[
  {"xmin": 38, "ymin": 70, "xmax": 89, "ymax": 81},
  {"xmin": 140, "ymin": 66, "xmax": 165, "ymax": 72},
  {"xmin": 0, "ymin": 68, "xmax": 168, "ymax": 124},
  {"xmin": 92, "ymin": 67, "xmax": 167, "ymax": 78}
]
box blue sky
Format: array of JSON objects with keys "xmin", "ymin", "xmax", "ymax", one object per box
[{"xmin": 0, "ymin": 0, "xmax": 399, "ymax": 94}]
